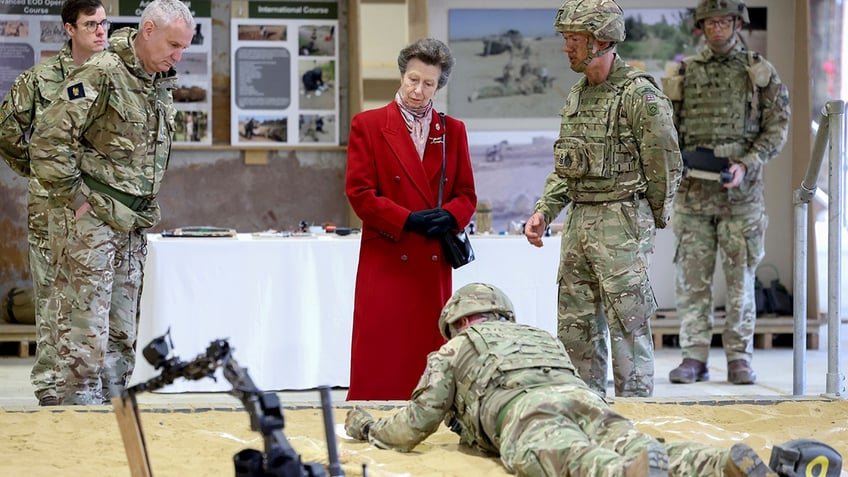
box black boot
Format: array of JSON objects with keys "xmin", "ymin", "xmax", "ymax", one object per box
[
  {"xmin": 726, "ymin": 443, "xmax": 777, "ymax": 477},
  {"xmin": 668, "ymin": 358, "xmax": 709, "ymax": 384},
  {"xmin": 728, "ymin": 359, "xmax": 757, "ymax": 384}
]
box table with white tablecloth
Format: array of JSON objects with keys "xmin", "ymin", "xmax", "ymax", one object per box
[
  {"xmin": 131, "ymin": 233, "xmax": 562, "ymax": 392},
  {"xmin": 131, "ymin": 229, "xmax": 703, "ymax": 392}
]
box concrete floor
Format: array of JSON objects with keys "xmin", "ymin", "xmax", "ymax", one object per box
[{"xmin": 1, "ymin": 322, "xmax": 846, "ymax": 408}]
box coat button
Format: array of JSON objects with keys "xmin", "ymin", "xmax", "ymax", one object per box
[
  {"xmin": 431, "ymin": 255, "xmax": 438, "ymax": 261},
  {"xmin": 400, "ymin": 254, "xmax": 408, "ymax": 261},
  {"xmin": 393, "ymin": 176, "xmax": 401, "ymax": 182}
]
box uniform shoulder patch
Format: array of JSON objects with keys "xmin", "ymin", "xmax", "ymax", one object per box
[
  {"xmin": 637, "ymin": 86, "xmax": 659, "ymax": 116},
  {"xmin": 67, "ymin": 83, "xmax": 85, "ymax": 100}
]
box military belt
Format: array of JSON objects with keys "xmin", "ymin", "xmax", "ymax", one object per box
[
  {"xmin": 82, "ymin": 175, "xmax": 153, "ymax": 212},
  {"xmin": 571, "ymin": 192, "xmax": 646, "ymax": 205},
  {"xmin": 495, "ymin": 391, "xmax": 526, "ymax": 436}
]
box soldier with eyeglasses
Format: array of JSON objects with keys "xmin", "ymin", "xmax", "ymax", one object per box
[
  {"xmin": 0, "ymin": 0, "xmax": 110, "ymax": 407},
  {"xmin": 77, "ymin": 17, "xmax": 111, "ymax": 33},
  {"xmin": 661, "ymin": 0, "xmax": 790, "ymax": 386}
]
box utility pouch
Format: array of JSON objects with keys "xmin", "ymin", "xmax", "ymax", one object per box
[
  {"xmin": 746, "ymin": 53, "xmax": 771, "ymax": 88},
  {"xmin": 554, "ymin": 138, "xmax": 608, "ymax": 179},
  {"xmin": 554, "ymin": 137, "xmax": 588, "ymax": 178}
]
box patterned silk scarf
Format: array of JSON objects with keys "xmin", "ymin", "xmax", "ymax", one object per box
[{"xmin": 395, "ymin": 90, "xmax": 433, "ymax": 160}]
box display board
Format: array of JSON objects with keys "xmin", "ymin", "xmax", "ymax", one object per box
[
  {"xmin": 230, "ymin": 0, "xmax": 339, "ymax": 146},
  {"xmin": 0, "ymin": 1, "xmax": 64, "ymax": 96},
  {"xmin": 0, "ymin": 0, "xmax": 213, "ymax": 145},
  {"xmin": 108, "ymin": 0, "xmax": 213, "ymax": 145}
]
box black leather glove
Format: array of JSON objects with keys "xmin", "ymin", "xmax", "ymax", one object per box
[
  {"xmin": 404, "ymin": 209, "xmax": 441, "ymax": 235},
  {"xmin": 425, "ymin": 209, "xmax": 457, "ymax": 238}
]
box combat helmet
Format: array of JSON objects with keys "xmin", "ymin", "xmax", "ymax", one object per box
[
  {"xmin": 554, "ymin": 0, "xmax": 625, "ymax": 43},
  {"xmin": 438, "ymin": 283, "xmax": 515, "ymax": 339},
  {"xmin": 694, "ymin": 0, "xmax": 750, "ymax": 27}
]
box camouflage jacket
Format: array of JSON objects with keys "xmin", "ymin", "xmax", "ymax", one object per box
[
  {"xmin": 0, "ymin": 41, "xmax": 75, "ymax": 186},
  {"xmin": 666, "ymin": 41, "xmax": 790, "ymax": 215},
  {"xmin": 29, "ymin": 28, "xmax": 178, "ymax": 231},
  {"xmin": 365, "ymin": 321, "xmax": 580, "ymax": 454},
  {"xmin": 535, "ymin": 55, "xmax": 682, "ymax": 229}
]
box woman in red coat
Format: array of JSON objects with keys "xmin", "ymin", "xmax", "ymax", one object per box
[{"xmin": 345, "ymin": 38, "xmax": 477, "ymax": 400}]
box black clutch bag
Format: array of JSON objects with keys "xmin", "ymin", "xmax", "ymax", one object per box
[{"xmin": 441, "ymin": 230, "xmax": 475, "ymax": 269}]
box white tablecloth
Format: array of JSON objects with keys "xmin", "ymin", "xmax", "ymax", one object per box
[
  {"xmin": 132, "ymin": 233, "xmax": 561, "ymax": 392},
  {"xmin": 131, "ymin": 229, "xmax": 711, "ymax": 392}
]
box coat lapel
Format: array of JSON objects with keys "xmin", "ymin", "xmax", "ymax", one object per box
[
  {"xmin": 422, "ymin": 110, "xmax": 444, "ymax": 197},
  {"xmin": 381, "ymin": 104, "xmax": 436, "ymax": 206}
]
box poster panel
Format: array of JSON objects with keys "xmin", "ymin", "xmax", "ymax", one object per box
[
  {"xmin": 0, "ymin": 1, "xmax": 64, "ymax": 95},
  {"xmin": 230, "ymin": 0, "xmax": 339, "ymax": 146},
  {"xmin": 0, "ymin": 0, "xmax": 213, "ymax": 145},
  {"xmin": 109, "ymin": 0, "xmax": 213, "ymax": 145}
]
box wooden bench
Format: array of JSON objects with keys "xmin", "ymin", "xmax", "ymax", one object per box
[
  {"xmin": 0, "ymin": 323, "xmax": 37, "ymax": 357},
  {"xmin": 650, "ymin": 311, "xmax": 827, "ymax": 350}
]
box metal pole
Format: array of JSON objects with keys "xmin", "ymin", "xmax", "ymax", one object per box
[
  {"xmin": 793, "ymin": 104, "xmax": 831, "ymax": 395},
  {"xmin": 825, "ymin": 100, "xmax": 845, "ymax": 397},
  {"xmin": 793, "ymin": 197, "xmax": 808, "ymax": 395}
]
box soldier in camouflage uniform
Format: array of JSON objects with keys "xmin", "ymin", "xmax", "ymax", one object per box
[
  {"xmin": 663, "ymin": 0, "xmax": 790, "ymax": 385},
  {"xmin": 344, "ymin": 283, "xmax": 781, "ymax": 477},
  {"xmin": 523, "ymin": 0, "xmax": 682, "ymax": 397},
  {"xmin": 0, "ymin": 0, "xmax": 109, "ymax": 406},
  {"xmin": 28, "ymin": 0, "xmax": 195, "ymax": 405}
]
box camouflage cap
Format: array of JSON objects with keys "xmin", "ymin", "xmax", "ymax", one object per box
[
  {"xmin": 554, "ymin": 0, "xmax": 625, "ymax": 43},
  {"xmin": 695, "ymin": 0, "xmax": 750, "ymax": 25},
  {"xmin": 438, "ymin": 283, "xmax": 515, "ymax": 339}
]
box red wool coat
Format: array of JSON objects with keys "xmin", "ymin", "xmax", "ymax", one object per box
[{"xmin": 345, "ymin": 102, "xmax": 477, "ymax": 400}]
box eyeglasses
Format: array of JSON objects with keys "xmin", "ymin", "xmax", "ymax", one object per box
[
  {"xmin": 76, "ymin": 19, "xmax": 110, "ymax": 33},
  {"xmin": 703, "ymin": 17, "xmax": 734, "ymax": 29}
]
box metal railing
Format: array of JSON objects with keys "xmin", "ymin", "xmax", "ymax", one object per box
[{"xmin": 794, "ymin": 99, "xmax": 846, "ymax": 396}]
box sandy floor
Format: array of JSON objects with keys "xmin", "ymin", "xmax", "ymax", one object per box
[{"xmin": 2, "ymin": 400, "xmax": 847, "ymax": 476}]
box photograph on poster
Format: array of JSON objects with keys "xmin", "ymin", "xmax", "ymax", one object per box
[
  {"xmin": 174, "ymin": 111, "xmax": 208, "ymax": 143},
  {"xmin": 237, "ymin": 114, "xmax": 288, "ymax": 143},
  {"xmin": 173, "ymin": 83, "xmax": 207, "ymax": 103},
  {"xmin": 237, "ymin": 24, "xmax": 287, "ymax": 41},
  {"xmin": 298, "ymin": 24, "xmax": 335, "ymax": 56},
  {"xmin": 191, "ymin": 23, "xmax": 205, "ymax": 45},
  {"xmin": 298, "ymin": 113, "xmax": 335, "ymax": 143},
  {"xmin": 40, "ymin": 21, "xmax": 65, "ymax": 43},
  {"xmin": 1, "ymin": 21, "xmax": 28, "ymax": 37},
  {"xmin": 467, "ymin": 130, "xmax": 558, "ymax": 234},
  {"xmin": 446, "ymin": 8, "xmax": 568, "ymax": 123},
  {"xmin": 177, "ymin": 52, "xmax": 209, "ymax": 76},
  {"xmin": 40, "ymin": 50, "xmax": 59, "ymax": 60},
  {"xmin": 299, "ymin": 59, "xmax": 335, "ymax": 110}
]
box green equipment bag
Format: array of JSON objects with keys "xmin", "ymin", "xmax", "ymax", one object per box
[{"xmin": 2, "ymin": 287, "xmax": 36, "ymax": 324}]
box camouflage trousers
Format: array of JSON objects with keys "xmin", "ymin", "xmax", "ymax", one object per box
[
  {"xmin": 498, "ymin": 384, "xmax": 731, "ymax": 476},
  {"xmin": 673, "ymin": 210, "xmax": 767, "ymax": 363},
  {"xmin": 26, "ymin": 185, "xmax": 57, "ymax": 401},
  {"xmin": 557, "ymin": 199, "xmax": 657, "ymax": 397},
  {"xmin": 47, "ymin": 206, "xmax": 147, "ymax": 405}
]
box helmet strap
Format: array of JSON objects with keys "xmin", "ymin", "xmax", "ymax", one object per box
[{"xmin": 574, "ymin": 38, "xmax": 614, "ymax": 72}]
